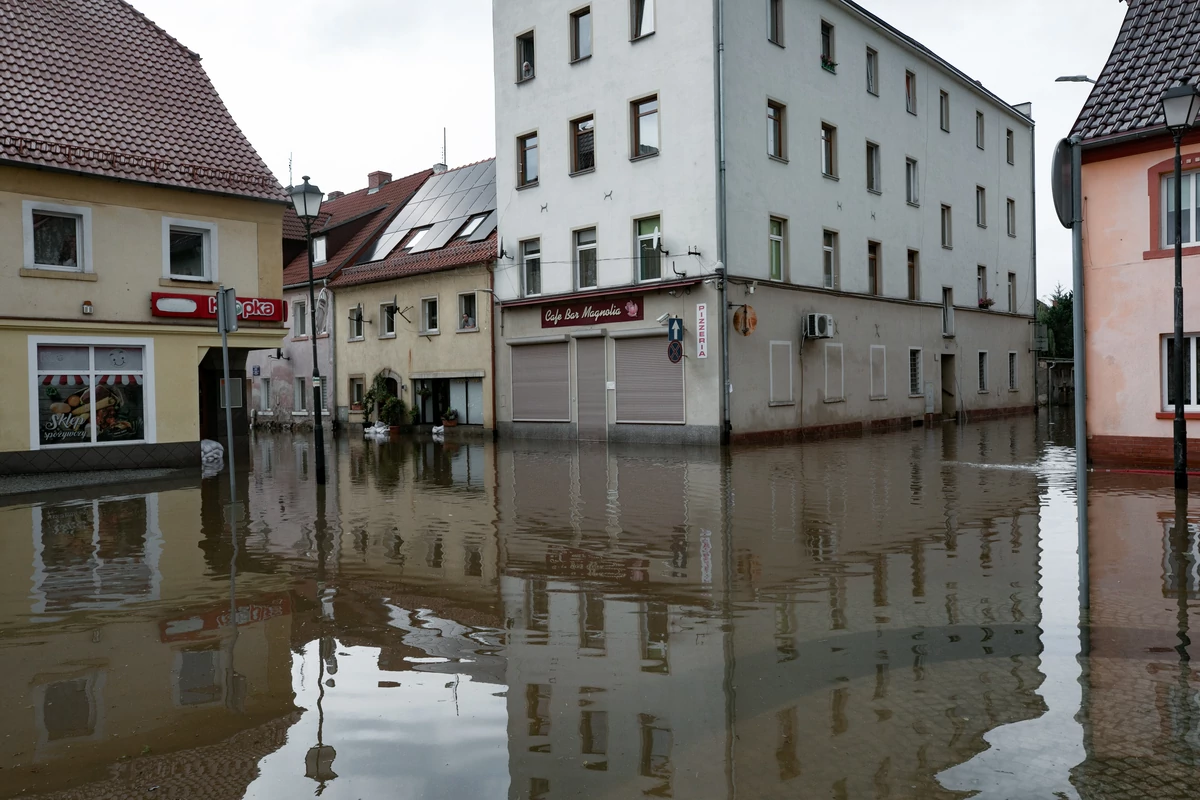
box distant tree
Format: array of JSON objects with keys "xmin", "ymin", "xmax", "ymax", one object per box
[{"xmin": 1038, "ymin": 284, "xmax": 1073, "ymax": 358}]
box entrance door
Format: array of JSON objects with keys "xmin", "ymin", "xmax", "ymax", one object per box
[
  {"xmin": 576, "ymin": 338, "xmax": 607, "ymax": 440},
  {"xmin": 940, "ymin": 353, "xmax": 957, "ymax": 422}
]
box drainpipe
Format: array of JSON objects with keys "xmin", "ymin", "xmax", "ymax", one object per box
[
  {"xmin": 715, "ymin": 0, "xmax": 731, "ymax": 445},
  {"xmin": 1029, "ymin": 117, "xmax": 1038, "ymax": 405},
  {"xmin": 490, "ymin": 266, "xmax": 498, "ymax": 438}
]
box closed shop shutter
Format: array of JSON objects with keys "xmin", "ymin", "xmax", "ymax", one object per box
[
  {"xmin": 512, "ymin": 343, "xmax": 570, "ymax": 421},
  {"xmin": 616, "ymin": 336, "xmax": 684, "ymax": 424}
]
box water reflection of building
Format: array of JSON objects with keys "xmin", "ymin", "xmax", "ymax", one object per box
[{"xmin": 0, "ymin": 485, "xmax": 297, "ymax": 799}]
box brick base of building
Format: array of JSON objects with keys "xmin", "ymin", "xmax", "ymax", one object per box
[
  {"xmin": 730, "ymin": 406, "xmax": 1036, "ymax": 446},
  {"xmin": 0, "ymin": 441, "xmax": 201, "ymax": 476},
  {"xmin": 1089, "ymin": 434, "xmax": 1200, "ymax": 470}
]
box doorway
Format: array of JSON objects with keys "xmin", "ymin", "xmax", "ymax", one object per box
[
  {"xmin": 576, "ymin": 337, "xmax": 607, "ymax": 440},
  {"xmin": 940, "ymin": 353, "xmax": 957, "ymax": 422}
]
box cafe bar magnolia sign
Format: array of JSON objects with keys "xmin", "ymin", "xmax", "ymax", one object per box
[{"xmin": 542, "ymin": 296, "xmax": 644, "ymax": 329}]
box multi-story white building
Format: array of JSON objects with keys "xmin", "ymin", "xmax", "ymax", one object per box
[{"xmin": 492, "ymin": 0, "xmax": 1036, "ymax": 445}]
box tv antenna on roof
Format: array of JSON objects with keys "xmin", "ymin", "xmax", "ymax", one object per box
[
  {"xmin": 288, "ymin": 152, "xmax": 293, "ymax": 187},
  {"xmin": 443, "ymin": 128, "xmax": 447, "ymax": 167}
]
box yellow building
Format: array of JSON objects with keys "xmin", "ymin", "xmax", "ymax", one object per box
[{"xmin": 0, "ymin": 0, "xmax": 287, "ymax": 474}]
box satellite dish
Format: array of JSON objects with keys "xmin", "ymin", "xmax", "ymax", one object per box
[{"xmin": 652, "ymin": 226, "xmax": 661, "ymax": 251}]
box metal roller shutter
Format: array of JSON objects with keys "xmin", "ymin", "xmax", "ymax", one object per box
[
  {"xmin": 576, "ymin": 337, "xmax": 607, "ymax": 439},
  {"xmin": 615, "ymin": 336, "xmax": 684, "ymax": 424},
  {"xmin": 512, "ymin": 343, "xmax": 570, "ymax": 421}
]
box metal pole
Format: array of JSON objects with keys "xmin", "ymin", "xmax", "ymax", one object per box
[
  {"xmin": 715, "ymin": 0, "xmax": 731, "ymax": 445},
  {"xmin": 1174, "ymin": 131, "xmax": 1189, "ymax": 490},
  {"xmin": 305, "ymin": 219, "xmax": 327, "ymax": 485},
  {"xmin": 1070, "ymin": 138, "xmax": 1089, "ymax": 610}
]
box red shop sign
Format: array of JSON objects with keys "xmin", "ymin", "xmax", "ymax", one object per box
[
  {"xmin": 159, "ymin": 594, "xmax": 292, "ymax": 642},
  {"xmin": 150, "ymin": 292, "xmax": 288, "ymax": 322},
  {"xmin": 541, "ymin": 295, "xmax": 644, "ymax": 328}
]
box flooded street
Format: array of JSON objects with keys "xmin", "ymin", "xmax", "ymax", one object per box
[{"xmin": 4, "ymin": 415, "xmax": 1200, "ymax": 799}]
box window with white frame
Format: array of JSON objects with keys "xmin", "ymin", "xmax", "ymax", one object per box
[
  {"xmin": 866, "ymin": 48, "xmax": 878, "ymax": 95},
  {"xmin": 821, "ymin": 123, "xmax": 838, "ymax": 177},
  {"xmin": 518, "ymin": 132, "xmax": 539, "ymax": 187},
  {"xmin": 576, "ymin": 228, "xmax": 598, "ymax": 289},
  {"xmin": 163, "ymin": 218, "xmax": 217, "ymax": 281},
  {"xmin": 939, "ymin": 90, "xmax": 949, "ymax": 131},
  {"xmin": 905, "ymin": 158, "xmax": 919, "ymax": 205},
  {"xmin": 522, "ymin": 239, "xmax": 542, "ymax": 296},
  {"xmin": 1006, "ymin": 128, "xmax": 1015, "ymax": 165},
  {"xmin": 941, "ymin": 205, "xmax": 953, "ymax": 248},
  {"xmin": 906, "ymin": 71, "xmax": 917, "ymax": 115},
  {"xmin": 421, "ymin": 297, "xmax": 439, "ymax": 334},
  {"xmin": 1008, "ymin": 272, "xmax": 1017, "ymax": 312},
  {"xmin": 976, "ymin": 110, "xmax": 986, "ymax": 149},
  {"xmin": 349, "ymin": 304, "xmax": 364, "ymax": 340},
  {"xmin": 820, "ymin": 20, "xmax": 835, "ymax": 69},
  {"xmin": 768, "ymin": 0, "xmax": 783, "ymax": 45},
  {"xmin": 942, "ymin": 288, "xmax": 954, "ymax": 335},
  {"xmin": 870, "ymin": 345, "xmax": 887, "ymax": 399},
  {"xmin": 769, "ymin": 217, "xmax": 786, "ymax": 281},
  {"xmin": 351, "ymin": 377, "xmax": 365, "ymax": 407},
  {"xmin": 1007, "ymin": 197, "xmax": 1017, "ymax": 236},
  {"xmin": 631, "ymin": 95, "xmax": 660, "ymax": 158},
  {"xmin": 977, "ymin": 265, "xmax": 988, "ymax": 303},
  {"xmin": 312, "ymin": 235, "xmax": 327, "ymax": 265},
  {"xmin": 258, "ymin": 377, "xmax": 272, "ymax": 412},
  {"xmin": 767, "ymin": 100, "xmax": 787, "ymax": 160},
  {"xmin": 459, "ymin": 292, "xmax": 478, "ymax": 330},
  {"xmin": 1164, "ymin": 171, "xmax": 1200, "ymax": 248},
  {"xmin": 769, "ymin": 341, "xmax": 793, "ymax": 404},
  {"xmin": 1163, "ymin": 335, "xmax": 1200, "ymax": 411},
  {"xmin": 868, "ymin": 241, "xmax": 881, "ymax": 295},
  {"xmin": 294, "ymin": 377, "xmax": 308, "ymax": 413},
  {"xmin": 907, "ymin": 249, "xmax": 920, "ymax": 301},
  {"xmin": 380, "ymin": 303, "xmax": 396, "ymax": 337},
  {"xmin": 636, "ymin": 216, "xmax": 662, "ymax": 281},
  {"xmin": 1008, "ymin": 352, "xmax": 1018, "ymax": 390},
  {"xmin": 294, "ymin": 301, "xmax": 307, "ymax": 337},
  {"xmin": 23, "ymin": 201, "xmax": 92, "ymax": 273},
  {"xmin": 631, "ymin": 0, "xmax": 655, "ymax": 39},
  {"xmin": 822, "ymin": 230, "xmax": 838, "ymax": 289},
  {"xmin": 976, "ymin": 186, "xmax": 987, "ymax": 227},
  {"xmin": 571, "ymin": 6, "xmax": 592, "ymax": 61},
  {"xmin": 908, "ymin": 348, "xmax": 923, "ymax": 395},
  {"xmin": 866, "ymin": 141, "xmax": 880, "ymax": 192},
  {"xmin": 32, "ymin": 342, "xmax": 151, "ymax": 448},
  {"xmin": 517, "ymin": 30, "xmax": 536, "ymax": 81},
  {"xmin": 977, "ymin": 351, "xmax": 989, "ymax": 392}
]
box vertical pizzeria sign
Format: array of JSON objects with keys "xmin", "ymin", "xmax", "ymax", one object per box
[{"xmin": 696, "ymin": 303, "xmax": 708, "ymax": 358}]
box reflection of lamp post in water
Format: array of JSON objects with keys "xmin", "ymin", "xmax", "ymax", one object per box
[{"xmin": 306, "ymin": 483, "xmax": 337, "ymax": 792}]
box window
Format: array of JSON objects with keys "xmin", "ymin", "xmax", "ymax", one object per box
[
  {"xmin": 1007, "ymin": 128, "xmax": 1015, "ymax": 165},
  {"xmin": 767, "ymin": 101, "xmax": 786, "ymax": 159},
  {"xmin": 579, "ymin": 593, "xmax": 605, "ymax": 651},
  {"xmin": 572, "ymin": 115, "xmax": 595, "ymax": 173},
  {"xmin": 530, "ymin": 778, "xmax": 550, "ymax": 800},
  {"xmin": 866, "ymin": 141, "xmax": 880, "ymax": 191},
  {"xmin": 941, "ymin": 205, "xmax": 952, "ymax": 248},
  {"xmin": 639, "ymin": 715, "xmax": 673, "ymax": 783},
  {"xmin": 1008, "ymin": 352, "xmax": 1018, "ymax": 391},
  {"xmin": 636, "ymin": 216, "xmax": 662, "ymax": 281},
  {"xmin": 907, "ymin": 249, "xmax": 919, "ymax": 300},
  {"xmin": 866, "ymin": 48, "xmax": 878, "ymax": 95},
  {"xmin": 517, "ymin": 31, "xmax": 535, "ymax": 81},
  {"xmin": 767, "ymin": 0, "xmax": 784, "ymax": 45},
  {"xmin": 218, "ymin": 377, "xmax": 243, "ymax": 410},
  {"xmin": 1008, "ymin": 272, "xmax": 1017, "ymax": 312},
  {"xmin": 349, "ymin": 304, "xmax": 364, "ymax": 340},
  {"xmin": 976, "ymin": 111, "xmax": 986, "ymax": 149},
  {"xmin": 631, "ymin": 0, "xmax": 655, "ymax": 39},
  {"xmin": 908, "ymin": 348, "xmax": 923, "ymax": 395},
  {"xmin": 294, "ymin": 301, "xmax": 307, "ymax": 337},
  {"xmin": 163, "ymin": 218, "xmax": 216, "ymax": 281},
  {"xmin": 632, "ymin": 95, "xmax": 660, "ymax": 158},
  {"xmin": 640, "ymin": 602, "xmax": 669, "ymax": 669},
  {"xmin": 571, "ymin": 7, "xmax": 592, "ymax": 61},
  {"xmin": 522, "ymin": 239, "xmax": 542, "ymax": 296},
  {"xmin": 978, "ymin": 351, "xmax": 989, "ymax": 392},
  {"xmin": 518, "ymin": 132, "xmax": 539, "ymax": 187},
  {"xmin": 870, "ymin": 345, "xmax": 887, "ymax": 399},
  {"xmin": 294, "ymin": 377, "xmax": 308, "ymax": 412},
  {"xmin": 939, "ymin": 90, "xmax": 949, "ymax": 131},
  {"xmin": 457, "ymin": 213, "xmax": 488, "ymax": 239},
  {"xmin": 459, "ymin": 292, "xmax": 478, "ymax": 330},
  {"xmin": 351, "ymin": 378, "xmax": 364, "ymax": 407},
  {"xmin": 976, "ymin": 186, "xmax": 987, "ymax": 228},
  {"xmin": 312, "ymin": 235, "xmax": 327, "ymax": 265},
  {"xmin": 942, "ymin": 288, "xmax": 954, "ymax": 335},
  {"xmin": 581, "ymin": 710, "xmax": 608, "ymax": 755},
  {"xmin": 867, "ymin": 241, "xmax": 881, "ymax": 295},
  {"xmin": 25, "ymin": 203, "xmax": 90, "ymax": 272},
  {"xmin": 977, "ymin": 265, "xmax": 987, "ymax": 303},
  {"xmin": 770, "ymin": 340, "xmax": 793, "ymax": 404},
  {"xmin": 526, "ymin": 684, "xmax": 552, "ymax": 736},
  {"xmin": 258, "ymin": 377, "xmax": 271, "ymax": 412},
  {"xmin": 769, "ymin": 217, "xmax": 786, "ymax": 281},
  {"xmin": 1165, "ymin": 171, "xmax": 1200, "ymax": 247},
  {"xmin": 33, "ymin": 342, "xmax": 149, "ymax": 447},
  {"xmin": 822, "ymin": 230, "xmax": 838, "ymax": 289},
  {"xmin": 421, "ymin": 297, "xmax": 439, "ymax": 334},
  {"xmin": 821, "ymin": 123, "xmax": 837, "ymax": 178},
  {"xmin": 404, "ymin": 227, "xmax": 431, "ymax": 251},
  {"xmin": 576, "ymin": 227, "xmax": 598, "ymax": 289},
  {"xmin": 380, "ymin": 303, "xmax": 396, "ymax": 337},
  {"xmin": 1165, "ymin": 335, "xmax": 1200, "ymax": 410},
  {"xmin": 820, "ymin": 21, "xmax": 835, "ymax": 70},
  {"xmin": 905, "ymin": 158, "xmax": 919, "ymax": 205},
  {"xmin": 906, "ymin": 71, "xmax": 917, "ymax": 115},
  {"xmin": 1007, "ymin": 198, "xmax": 1017, "ymax": 236}
]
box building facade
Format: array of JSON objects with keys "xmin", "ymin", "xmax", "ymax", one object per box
[
  {"xmin": 1071, "ymin": 0, "xmax": 1200, "ymax": 467},
  {"xmin": 491, "ymin": 0, "xmax": 1037, "ymax": 445},
  {"xmin": 0, "ymin": 0, "xmax": 287, "ymax": 474}
]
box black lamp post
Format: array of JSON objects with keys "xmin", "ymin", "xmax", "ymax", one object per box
[
  {"xmin": 289, "ymin": 177, "xmax": 327, "ymax": 486},
  {"xmin": 1161, "ymin": 85, "xmax": 1200, "ymax": 490}
]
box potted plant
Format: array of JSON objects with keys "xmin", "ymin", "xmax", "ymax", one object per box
[
  {"xmin": 409, "ymin": 406, "xmax": 421, "ymax": 425},
  {"xmin": 821, "ymin": 54, "xmax": 838, "ymax": 73},
  {"xmin": 441, "ymin": 408, "xmax": 459, "ymax": 428},
  {"xmin": 361, "ymin": 372, "xmax": 392, "ymax": 424},
  {"xmin": 381, "ymin": 396, "xmax": 408, "ymax": 433},
  {"xmin": 978, "ymin": 297, "xmax": 996, "ymax": 309}
]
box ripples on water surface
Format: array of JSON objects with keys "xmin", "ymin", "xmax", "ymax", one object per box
[{"xmin": 3, "ymin": 413, "xmax": 1200, "ymax": 798}]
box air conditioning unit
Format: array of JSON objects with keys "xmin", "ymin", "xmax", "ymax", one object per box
[{"xmin": 803, "ymin": 313, "xmax": 834, "ymax": 339}]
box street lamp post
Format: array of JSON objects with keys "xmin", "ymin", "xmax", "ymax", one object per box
[
  {"xmin": 289, "ymin": 176, "xmax": 327, "ymax": 486},
  {"xmin": 1161, "ymin": 85, "xmax": 1200, "ymax": 490}
]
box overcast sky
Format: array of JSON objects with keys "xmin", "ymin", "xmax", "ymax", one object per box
[{"xmin": 133, "ymin": 0, "xmax": 1126, "ymax": 298}]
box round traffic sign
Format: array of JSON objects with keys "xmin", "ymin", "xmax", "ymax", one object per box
[{"xmin": 667, "ymin": 340, "xmax": 683, "ymax": 364}]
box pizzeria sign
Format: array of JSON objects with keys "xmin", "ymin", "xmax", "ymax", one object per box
[
  {"xmin": 542, "ymin": 296, "xmax": 644, "ymax": 329},
  {"xmin": 150, "ymin": 292, "xmax": 288, "ymax": 322}
]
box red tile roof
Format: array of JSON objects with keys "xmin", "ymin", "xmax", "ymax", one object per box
[
  {"xmin": 1072, "ymin": 0, "xmax": 1200, "ymax": 142},
  {"xmin": 282, "ymin": 169, "xmax": 432, "ymax": 287},
  {"xmin": 330, "ymin": 233, "xmax": 498, "ymax": 288},
  {"xmin": 0, "ymin": 0, "xmax": 284, "ymax": 201}
]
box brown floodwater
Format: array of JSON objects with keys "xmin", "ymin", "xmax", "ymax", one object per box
[{"xmin": 2, "ymin": 413, "xmax": 1199, "ymax": 799}]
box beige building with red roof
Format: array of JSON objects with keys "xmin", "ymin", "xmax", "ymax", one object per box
[{"xmin": 0, "ymin": 0, "xmax": 289, "ymax": 473}]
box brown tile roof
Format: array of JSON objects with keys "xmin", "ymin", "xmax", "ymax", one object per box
[
  {"xmin": 282, "ymin": 169, "xmax": 432, "ymax": 287},
  {"xmin": 1072, "ymin": 0, "xmax": 1200, "ymax": 142},
  {"xmin": 0, "ymin": 0, "xmax": 284, "ymax": 201},
  {"xmin": 330, "ymin": 233, "xmax": 498, "ymax": 288}
]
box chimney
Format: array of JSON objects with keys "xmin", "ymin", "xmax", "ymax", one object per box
[
  {"xmin": 432, "ymin": 163, "xmax": 448, "ymax": 174},
  {"xmin": 367, "ymin": 170, "xmax": 392, "ymax": 190},
  {"xmin": 326, "ymin": 190, "xmax": 345, "ymax": 200}
]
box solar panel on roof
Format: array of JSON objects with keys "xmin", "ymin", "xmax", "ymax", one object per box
[
  {"xmin": 467, "ymin": 210, "xmax": 498, "ymax": 243},
  {"xmin": 411, "ymin": 220, "xmax": 456, "ymax": 253}
]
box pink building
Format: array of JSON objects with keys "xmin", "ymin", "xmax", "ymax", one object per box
[{"xmin": 1075, "ymin": 0, "xmax": 1200, "ymax": 467}]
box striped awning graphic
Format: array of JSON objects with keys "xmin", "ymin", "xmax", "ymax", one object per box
[
  {"xmin": 99, "ymin": 375, "xmax": 139, "ymax": 386},
  {"xmin": 41, "ymin": 375, "xmax": 86, "ymax": 386}
]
